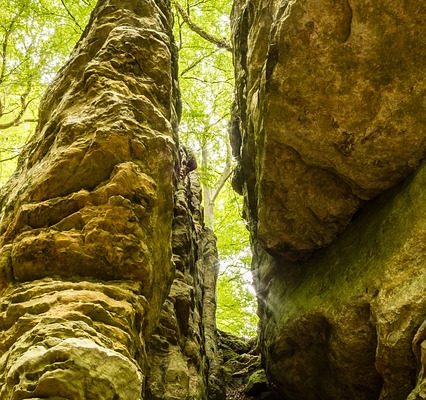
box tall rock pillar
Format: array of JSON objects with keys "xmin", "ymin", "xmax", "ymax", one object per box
[{"xmin": 0, "ymin": 0, "xmax": 180, "ymax": 398}]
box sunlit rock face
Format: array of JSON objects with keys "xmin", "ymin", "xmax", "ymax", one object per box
[
  {"xmin": 231, "ymin": 0, "xmax": 425, "ymax": 259},
  {"xmin": 232, "ymin": 0, "xmax": 426, "ymax": 399},
  {"xmin": 0, "ymin": 0, "xmax": 178, "ymax": 316},
  {"xmin": 0, "ymin": 279, "xmax": 146, "ymax": 399},
  {"xmin": 0, "ymin": 0, "xmax": 219, "ymax": 398}
]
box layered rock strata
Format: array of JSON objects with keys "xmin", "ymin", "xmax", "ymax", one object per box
[
  {"xmin": 232, "ymin": 0, "xmax": 426, "ymax": 399},
  {"xmin": 0, "ymin": 0, "xmax": 218, "ymax": 398},
  {"xmin": 145, "ymin": 148, "xmax": 222, "ymax": 400}
]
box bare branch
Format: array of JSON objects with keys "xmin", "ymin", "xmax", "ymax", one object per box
[
  {"xmin": 0, "ymin": 80, "xmax": 33, "ymax": 130},
  {"xmin": 174, "ymin": 1, "xmax": 232, "ymax": 52},
  {"xmin": 0, "ymin": 11, "xmax": 23, "ymax": 84},
  {"xmin": 0, "ymin": 153, "xmax": 20, "ymax": 163},
  {"xmin": 60, "ymin": 0, "xmax": 83, "ymax": 31},
  {"xmin": 1, "ymin": 56, "xmax": 30, "ymax": 82},
  {"xmin": 182, "ymin": 76, "xmax": 233, "ymax": 86},
  {"xmin": 211, "ymin": 139, "xmax": 232, "ymax": 203},
  {"xmin": 180, "ymin": 49, "xmax": 218, "ymax": 76}
]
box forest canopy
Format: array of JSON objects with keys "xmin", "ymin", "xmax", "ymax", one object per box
[{"xmin": 0, "ymin": 0, "xmax": 258, "ymax": 337}]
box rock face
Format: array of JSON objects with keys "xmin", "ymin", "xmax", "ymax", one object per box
[
  {"xmin": 0, "ymin": 1, "xmax": 219, "ymax": 398},
  {"xmin": 232, "ymin": 0, "xmax": 425, "ymax": 259},
  {"xmin": 217, "ymin": 330, "xmax": 280, "ymax": 400},
  {"xmin": 253, "ymin": 163, "xmax": 426, "ymax": 400},
  {"xmin": 145, "ymin": 149, "xmax": 222, "ymax": 400},
  {"xmin": 232, "ymin": 0, "xmax": 426, "ymax": 399}
]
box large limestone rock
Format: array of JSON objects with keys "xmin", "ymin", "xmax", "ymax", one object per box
[
  {"xmin": 0, "ymin": 279, "xmax": 147, "ymax": 398},
  {"xmin": 0, "ymin": 0, "xmax": 178, "ymax": 318},
  {"xmin": 252, "ymin": 161, "xmax": 425, "ymax": 400},
  {"xmin": 0, "ymin": 0, "xmax": 219, "ymax": 398},
  {"xmin": 232, "ymin": 0, "xmax": 426, "ymax": 399},
  {"xmin": 232, "ymin": 0, "xmax": 425, "ymax": 259}
]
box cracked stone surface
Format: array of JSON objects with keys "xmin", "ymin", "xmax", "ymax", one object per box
[
  {"xmin": 232, "ymin": 0, "xmax": 426, "ymax": 399},
  {"xmin": 252, "ymin": 160, "xmax": 426, "ymax": 400},
  {"xmin": 232, "ymin": 0, "xmax": 425, "ymax": 259},
  {"xmin": 0, "ymin": 0, "xmax": 220, "ymax": 399}
]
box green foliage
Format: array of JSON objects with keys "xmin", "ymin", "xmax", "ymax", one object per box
[
  {"xmin": 214, "ymin": 183, "xmax": 249, "ymax": 256},
  {"xmin": 175, "ymin": 0, "xmax": 233, "ymax": 193},
  {"xmin": 175, "ymin": 0, "xmax": 258, "ymax": 337},
  {"xmin": 214, "ymin": 183, "xmax": 258, "ymax": 337},
  {"xmin": 0, "ymin": 0, "xmax": 95, "ymax": 182},
  {"xmin": 216, "ymin": 270, "xmax": 258, "ymax": 338}
]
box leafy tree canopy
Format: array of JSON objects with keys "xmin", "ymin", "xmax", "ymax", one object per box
[
  {"xmin": 0, "ymin": 0, "xmax": 96, "ymax": 180},
  {"xmin": 175, "ymin": 0, "xmax": 258, "ymax": 337}
]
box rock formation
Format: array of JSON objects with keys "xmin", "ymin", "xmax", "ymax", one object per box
[
  {"xmin": 232, "ymin": 0, "xmax": 425, "ymax": 259},
  {"xmin": 217, "ymin": 330, "xmax": 280, "ymax": 400},
  {"xmin": 0, "ymin": 0, "xmax": 424, "ymax": 398},
  {"xmin": 145, "ymin": 147, "xmax": 223, "ymax": 400},
  {"xmin": 0, "ymin": 1, "xmax": 221, "ymax": 398},
  {"xmin": 231, "ymin": 0, "xmax": 426, "ymax": 399}
]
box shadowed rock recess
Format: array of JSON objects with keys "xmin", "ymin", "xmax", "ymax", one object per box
[{"xmin": 231, "ymin": 0, "xmax": 425, "ymax": 399}]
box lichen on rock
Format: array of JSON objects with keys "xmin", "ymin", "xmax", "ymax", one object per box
[
  {"xmin": 232, "ymin": 0, "xmax": 426, "ymax": 259},
  {"xmin": 231, "ymin": 0, "xmax": 426, "ymax": 398}
]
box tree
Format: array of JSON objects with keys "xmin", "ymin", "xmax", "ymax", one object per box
[
  {"xmin": 0, "ymin": 0, "xmax": 95, "ymax": 181},
  {"xmin": 174, "ymin": 0, "xmax": 234, "ymax": 228},
  {"xmin": 174, "ymin": 0, "xmax": 258, "ymax": 336}
]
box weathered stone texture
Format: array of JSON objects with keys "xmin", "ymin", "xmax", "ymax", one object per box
[
  {"xmin": 0, "ymin": 0, "xmax": 219, "ymax": 398},
  {"xmin": 0, "ymin": 280, "xmax": 146, "ymax": 398},
  {"xmin": 232, "ymin": 0, "xmax": 426, "ymax": 398},
  {"xmin": 0, "ymin": 0, "xmax": 178, "ymax": 321},
  {"xmin": 252, "ymin": 161, "xmax": 425, "ymax": 400},
  {"xmin": 232, "ymin": 0, "xmax": 426, "ymax": 259},
  {"xmin": 217, "ymin": 330, "xmax": 280, "ymax": 400},
  {"xmin": 145, "ymin": 149, "xmax": 222, "ymax": 400}
]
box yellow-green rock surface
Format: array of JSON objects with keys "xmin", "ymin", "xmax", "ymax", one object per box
[{"xmin": 0, "ymin": 1, "xmax": 221, "ymax": 399}]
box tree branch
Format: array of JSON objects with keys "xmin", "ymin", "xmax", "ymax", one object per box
[
  {"xmin": 174, "ymin": 1, "xmax": 232, "ymax": 52},
  {"xmin": 0, "ymin": 81, "xmax": 33, "ymax": 130},
  {"xmin": 211, "ymin": 139, "xmax": 232, "ymax": 203},
  {"xmin": 60, "ymin": 0, "xmax": 83, "ymax": 31},
  {"xmin": 0, "ymin": 153, "xmax": 20, "ymax": 163},
  {"xmin": 180, "ymin": 49, "xmax": 218, "ymax": 76},
  {"xmin": 182, "ymin": 76, "xmax": 233, "ymax": 85},
  {"xmin": 0, "ymin": 12, "xmax": 22, "ymax": 85}
]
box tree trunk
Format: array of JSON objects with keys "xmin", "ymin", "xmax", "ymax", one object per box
[{"xmin": 201, "ymin": 139, "xmax": 232, "ymax": 229}]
